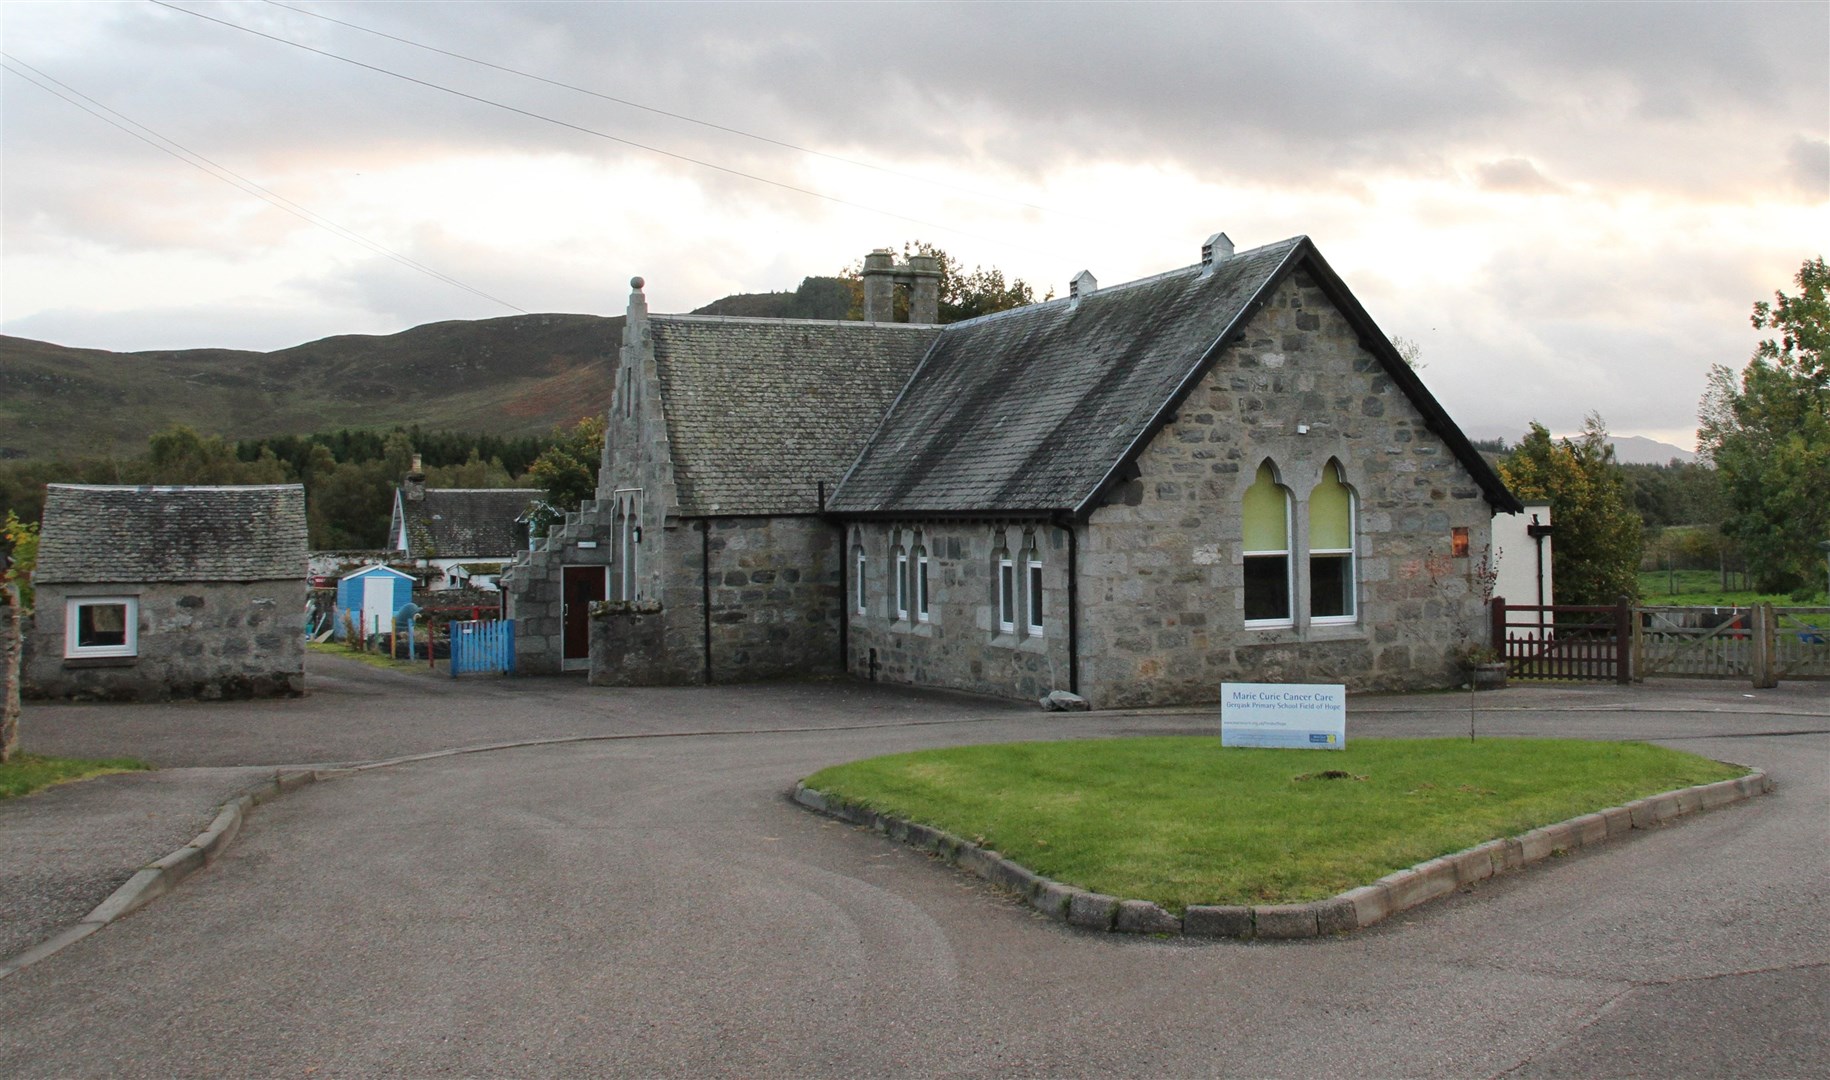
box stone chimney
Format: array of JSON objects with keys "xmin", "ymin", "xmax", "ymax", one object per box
[
  {"xmin": 1201, "ymin": 232, "xmax": 1234, "ymax": 275},
  {"xmin": 861, "ymin": 249, "xmax": 944, "ymax": 323},
  {"xmin": 1069, "ymin": 270, "xmax": 1098, "ymax": 307},
  {"xmin": 404, "ymin": 454, "xmax": 426, "ymax": 503}
]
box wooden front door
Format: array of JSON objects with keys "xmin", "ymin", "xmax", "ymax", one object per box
[{"xmin": 562, "ymin": 566, "xmax": 607, "ymax": 664}]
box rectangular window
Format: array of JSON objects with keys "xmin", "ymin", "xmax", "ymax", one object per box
[
  {"xmin": 66, "ymin": 596, "xmax": 138, "ymax": 658},
  {"xmin": 997, "ymin": 555, "xmax": 1015, "ymax": 633},
  {"xmin": 1026, "ymin": 555, "xmax": 1044, "ymax": 635},
  {"xmin": 1242, "ymin": 556, "xmax": 1292, "ymax": 623},
  {"xmin": 895, "ymin": 550, "xmax": 909, "ymax": 621},
  {"xmin": 855, "ymin": 549, "xmax": 867, "ymax": 615},
  {"xmin": 916, "ymin": 552, "xmax": 930, "ymax": 622},
  {"xmin": 1310, "ymin": 554, "xmax": 1354, "ymax": 620}
]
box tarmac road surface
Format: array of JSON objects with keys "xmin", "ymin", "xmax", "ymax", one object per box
[{"xmin": 0, "ymin": 660, "xmax": 1824, "ymax": 1077}]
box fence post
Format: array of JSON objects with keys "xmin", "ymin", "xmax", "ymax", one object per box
[
  {"xmin": 1630, "ymin": 602, "xmax": 1645, "ymax": 683},
  {"xmin": 1490, "ymin": 596, "xmax": 1506, "ymax": 655},
  {"xmin": 1751, "ymin": 603, "xmax": 1778, "ymax": 689},
  {"xmin": 1614, "ymin": 597, "xmax": 1632, "ymax": 685}
]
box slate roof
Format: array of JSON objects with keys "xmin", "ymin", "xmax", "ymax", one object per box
[
  {"xmin": 829, "ymin": 237, "xmax": 1519, "ymax": 516},
  {"xmin": 395, "ymin": 488, "xmax": 540, "ymax": 559},
  {"xmin": 650, "ymin": 316, "xmax": 941, "ymax": 515},
  {"xmin": 34, "ymin": 484, "xmax": 308, "ymax": 584}
]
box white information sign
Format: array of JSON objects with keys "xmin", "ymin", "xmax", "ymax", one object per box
[{"xmin": 1220, "ymin": 683, "xmax": 1347, "ymax": 749}]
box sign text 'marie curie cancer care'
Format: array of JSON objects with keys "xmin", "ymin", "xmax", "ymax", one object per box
[{"xmin": 1220, "ymin": 683, "xmax": 1347, "ymax": 749}]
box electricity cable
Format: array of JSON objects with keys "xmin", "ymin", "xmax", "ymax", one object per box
[
  {"xmin": 148, "ymin": 0, "xmax": 1074, "ymax": 262},
  {"xmin": 1, "ymin": 54, "xmax": 526, "ymax": 314}
]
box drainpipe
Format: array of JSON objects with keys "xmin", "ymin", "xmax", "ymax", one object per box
[
  {"xmin": 1527, "ymin": 515, "xmax": 1554, "ymax": 637},
  {"xmin": 700, "ymin": 519, "xmax": 713, "ymax": 684},
  {"xmin": 1057, "ymin": 514, "xmax": 1080, "ymax": 696}
]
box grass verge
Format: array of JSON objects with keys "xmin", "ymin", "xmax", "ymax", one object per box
[
  {"xmin": 307, "ymin": 639, "xmax": 431, "ymax": 673},
  {"xmin": 1, "ymin": 753, "xmax": 153, "ymax": 800},
  {"xmin": 804, "ymin": 737, "xmax": 1744, "ymax": 911},
  {"xmin": 1636, "ymin": 569, "xmax": 1824, "ymax": 607}
]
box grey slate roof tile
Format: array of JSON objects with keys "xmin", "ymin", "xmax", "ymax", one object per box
[
  {"xmin": 34, "ymin": 484, "xmax": 308, "ymax": 584},
  {"xmin": 829, "ymin": 239, "xmax": 1305, "ymax": 514},
  {"xmin": 651, "ymin": 317, "xmax": 940, "ymax": 515},
  {"xmin": 397, "ymin": 488, "xmax": 539, "ymax": 559}
]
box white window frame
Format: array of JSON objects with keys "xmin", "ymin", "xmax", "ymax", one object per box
[
  {"xmin": 894, "ymin": 547, "xmax": 909, "ymax": 621},
  {"xmin": 65, "ymin": 596, "xmax": 138, "ymax": 658},
  {"xmin": 915, "ymin": 546, "xmax": 930, "ymax": 623},
  {"xmin": 1309, "ymin": 466, "xmax": 1358, "ymax": 625},
  {"xmin": 997, "ymin": 550, "xmax": 1016, "ymax": 634},
  {"xmin": 1026, "ymin": 549, "xmax": 1044, "ymax": 636},
  {"xmin": 854, "ymin": 544, "xmax": 867, "ymax": 616},
  {"xmin": 1243, "ymin": 466, "xmax": 1295, "ymax": 630}
]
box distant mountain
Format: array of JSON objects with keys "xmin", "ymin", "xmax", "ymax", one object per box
[
  {"xmin": 1608, "ymin": 436, "xmax": 1697, "ymax": 465},
  {"xmin": 0, "ymin": 313, "xmax": 622, "ymax": 460},
  {"xmin": 692, "ymin": 276, "xmax": 854, "ymax": 320}
]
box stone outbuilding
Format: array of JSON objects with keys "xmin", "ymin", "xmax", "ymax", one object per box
[
  {"xmin": 24, "ymin": 484, "xmax": 308, "ymax": 701},
  {"xmin": 504, "ymin": 236, "xmax": 1521, "ymax": 706}
]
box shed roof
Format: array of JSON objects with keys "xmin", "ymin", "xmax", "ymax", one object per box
[
  {"xmin": 396, "ymin": 487, "xmax": 539, "ymax": 559},
  {"xmin": 828, "ymin": 237, "xmax": 1519, "ymax": 516},
  {"xmin": 34, "ymin": 484, "xmax": 308, "ymax": 584},
  {"xmin": 650, "ymin": 316, "xmax": 940, "ymax": 515}
]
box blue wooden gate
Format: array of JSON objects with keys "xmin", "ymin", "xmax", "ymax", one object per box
[{"xmin": 449, "ymin": 619, "xmax": 515, "ymax": 677}]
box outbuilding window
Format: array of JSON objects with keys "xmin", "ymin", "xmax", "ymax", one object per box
[
  {"xmin": 1242, "ymin": 461, "xmax": 1293, "ymax": 626},
  {"xmin": 913, "ymin": 534, "xmax": 930, "ymax": 623},
  {"xmin": 895, "ymin": 545, "xmax": 910, "ymax": 621},
  {"xmin": 66, "ymin": 596, "xmax": 138, "ymax": 658},
  {"xmin": 996, "ymin": 542, "xmax": 1016, "ymax": 634},
  {"xmin": 854, "ymin": 541, "xmax": 867, "ymax": 616},
  {"xmin": 1024, "ymin": 538, "xmax": 1044, "ymax": 636}
]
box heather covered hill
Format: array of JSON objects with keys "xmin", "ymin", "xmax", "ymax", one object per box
[{"xmin": 0, "ymin": 313, "xmax": 622, "ymax": 460}]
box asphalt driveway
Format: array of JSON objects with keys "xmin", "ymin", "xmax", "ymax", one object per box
[{"xmin": 1, "ymin": 655, "xmax": 1824, "ymax": 1076}]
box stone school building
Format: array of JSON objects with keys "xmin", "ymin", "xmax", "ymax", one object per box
[{"xmin": 503, "ymin": 235, "xmax": 1520, "ymax": 707}]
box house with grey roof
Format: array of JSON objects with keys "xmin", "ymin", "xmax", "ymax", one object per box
[
  {"xmin": 389, "ymin": 458, "xmax": 539, "ymax": 591},
  {"xmin": 504, "ymin": 238, "xmax": 1519, "ymax": 705},
  {"xmin": 25, "ymin": 484, "xmax": 308, "ymax": 701}
]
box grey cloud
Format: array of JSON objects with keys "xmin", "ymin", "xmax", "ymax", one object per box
[
  {"xmin": 1787, "ymin": 138, "xmax": 1829, "ymax": 200},
  {"xmin": 1475, "ymin": 159, "xmax": 1562, "ymax": 194}
]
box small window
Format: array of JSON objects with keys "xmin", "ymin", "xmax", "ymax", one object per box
[
  {"xmin": 1243, "ymin": 461, "xmax": 1293, "ymax": 626},
  {"xmin": 894, "ymin": 547, "xmax": 909, "ymax": 621},
  {"xmin": 1451, "ymin": 527, "xmax": 1471, "ymax": 558},
  {"xmin": 66, "ymin": 596, "xmax": 138, "ymax": 658},
  {"xmin": 997, "ymin": 550, "xmax": 1016, "ymax": 633},
  {"xmin": 1026, "ymin": 550, "xmax": 1044, "ymax": 636},
  {"xmin": 854, "ymin": 543, "xmax": 867, "ymax": 616},
  {"xmin": 915, "ymin": 543, "xmax": 930, "ymax": 623}
]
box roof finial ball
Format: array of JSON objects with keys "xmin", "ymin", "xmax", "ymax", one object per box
[{"xmin": 630, "ymin": 276, "xmax": 645, "ymax": 292}]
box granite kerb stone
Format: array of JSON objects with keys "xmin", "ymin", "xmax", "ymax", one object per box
[{"xmin": 786, "ymin": 769, "xmax": 1770, "ymax": 940}]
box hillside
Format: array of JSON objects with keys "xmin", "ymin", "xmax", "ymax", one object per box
[{"xmin": 0, "ymin": 313, "xmax": 622, "ymax": 460}]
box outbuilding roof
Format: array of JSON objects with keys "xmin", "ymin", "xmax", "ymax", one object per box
[
  {"xmin": 828, "ymin": 237, "xmax": 1519, "ymax": 516},
  {"xmin": 650, "ymin": 316, "xmax": 941, "ymax": 515},
  {"xmin": 34, "ymin": 484, "xmax": 308, "ymax": 584},
  {"xmin": 394, "ymin": 487, "xmax": 540, "ymax": 559}
]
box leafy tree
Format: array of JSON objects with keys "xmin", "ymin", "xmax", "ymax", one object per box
[
  {"xmin": 1499, "ymin": 417, "xmax": 1644, "ymax": 606},
  {"xmin": 2, "ymin": 511, "xmax": 38, "ymax": 612},
  {"xmin": 1698, "ymin": 257, "xmax": 1830, "ymax": 594},
  {"xmin": 526, "ymin": 415, "xmax": 606, "ymax": 536},
  {"xmin": 1620, "ymin": 461, "xmax": 1725, "ymax": 529}
]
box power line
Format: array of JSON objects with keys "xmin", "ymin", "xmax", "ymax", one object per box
[
  {"xmin": 259, "ymin": 0, "xmax": 1094, "ymax": 226},
  {"xmin": 148, "ymin": 0, "xmax": 1077, "ymax": 263},
  {"xmin": 1, "ymin": 53, "xmax": 526, "ymax": 314}
]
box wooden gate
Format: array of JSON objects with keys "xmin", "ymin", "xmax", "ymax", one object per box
[
  {"xmin": 1633, "ymin": 606, "xmax": 1754, "ymax": 679},
  {"xmin": 1491, "ymin": 598, "xmax": 1631, "ymax": 683},
  {"xmin": 450, "ymin": 618, "xmax": 515, "ymax": 677},
  {"xmin": 1774, "ymin": 606, "xmax": 1830, "ymax": 680}
]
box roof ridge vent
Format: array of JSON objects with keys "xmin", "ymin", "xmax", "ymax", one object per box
[
  {"xmin": 1201, "ymin": 232, "xmax": 1234, "ymax": 275},
  {"xmin": 1069, "ymin": 269, "xmax": 1098, "ymax": 306}
]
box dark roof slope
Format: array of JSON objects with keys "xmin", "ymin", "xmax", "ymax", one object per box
[
  {"xmin": 35, "ymin": 484, "xmax": 307, "ymax": 583},
  {"xmin": 651, "ymin": 316, "xmax": 941, "ymax": 515},
  {"xmin": 829, "ymin": 237, "xmax": 1518, "ymax": 516},
  {"xmin": 397, "ymin": 488, "xmax": 540, "ymax": 559}
]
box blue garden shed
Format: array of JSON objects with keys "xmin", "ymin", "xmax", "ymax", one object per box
[{"xmin": 335, "ymin": 565, "xmax": 415, "ymax": 640}]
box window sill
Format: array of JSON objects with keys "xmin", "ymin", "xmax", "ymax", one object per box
[{"xmin": 63, "ymin": 656, "xmax": 140, "ymax": 669}]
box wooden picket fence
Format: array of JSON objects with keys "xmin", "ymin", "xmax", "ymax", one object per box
[{"xmin": 1494, "ymin": 599, "xmax": 1829, "ymax": 685}]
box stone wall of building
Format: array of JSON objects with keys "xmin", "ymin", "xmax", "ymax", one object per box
[
  {"xmin": 700, "ymin": 515, "xmax": 844, "ymax": 681},
  {"xmin": 502, "ymin": 499, "xmax": 615, "ymax": 675},
  {"xmin": 24, "ymin": 579, "xmax": 308, "ymax": 701},
  {"xmin": 588, "ymin": 600, "xmax": 700, "ymax": 686},
  {"xmin": 1077, "ymin": 269, "xmax": 1494, "ymax": 707},
  {"xmin": 844, "ymin": 520, "xmax": 1074, "ymax": 702}
]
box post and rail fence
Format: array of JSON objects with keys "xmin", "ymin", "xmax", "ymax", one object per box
[{"xmin": 1492, "ymin": 598, "xmax": 1828, "ymax": 687}]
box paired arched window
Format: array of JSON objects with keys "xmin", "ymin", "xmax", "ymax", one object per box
[{"xmin": 1243, "ymin": 459, "xmax": 1358, "ymax": 627}]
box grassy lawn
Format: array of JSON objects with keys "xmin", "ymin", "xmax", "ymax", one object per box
[
  {"xmin": 804, "ymin": 737, "xmax": 1744, "ymax": 911},
  {"xmin": 307, "ymin": 639, "xmax": 433, "ymax": 673},
  {"xmin": 1636, "ymin": 569, "xmax": 1824, "ymax": 607},
  {"xmin": 0, "ymin": 753, "xmax": 153, "ymax": 800}
]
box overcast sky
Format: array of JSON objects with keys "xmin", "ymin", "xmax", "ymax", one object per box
[{"xmin": 3, "ymin": 1, "xmax": 1825, "ymax": 449}]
